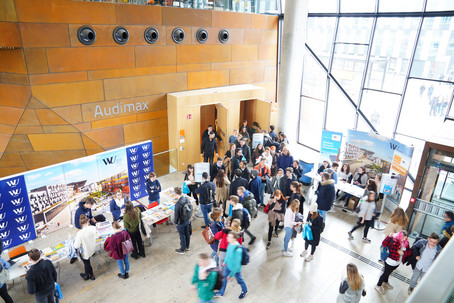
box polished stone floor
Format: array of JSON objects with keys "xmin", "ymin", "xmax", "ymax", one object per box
[{"xmin": 5, "ymin": 171, "xmax": 415, "ymax": 303}]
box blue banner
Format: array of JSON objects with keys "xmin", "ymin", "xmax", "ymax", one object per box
[
  {"xmin": 127, "ymin": 141, "xmax": 153, "ymax": 200},
  {"xmin": 0, "ymin": 175, "xmax": 36, "ymax": 249},
  {"xmin": 319, "ymin": 130, "xmax": 343, "ymax": 165}
]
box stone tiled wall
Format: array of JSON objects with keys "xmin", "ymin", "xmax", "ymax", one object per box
[{"xmin": 0, "ymin": 0, "xmax": 278, "ymax": 177}]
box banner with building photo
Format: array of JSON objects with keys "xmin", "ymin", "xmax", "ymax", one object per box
[
  {"xmin": 319, "ymin": 130, "xmax": 343, "ymax": 166},
  {"xmin": 96, "ymin": 148, "xmax": 129, "ymax": 212},
  {"xmin": 24, "ymin": 165, "xmax": 69, "ymax": 237},
  {"xmin": 342, "ymin": 130, "xmax": 413, "ymax": 202},
  {"xmin": 126, "ymin": 141, "xmax": 153, "ymax": 201},
  {"xmin": 0, "ymin": 175, "xmax": 36, "ymax": 250}
]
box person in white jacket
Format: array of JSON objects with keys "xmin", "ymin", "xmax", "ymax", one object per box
[
  {"xmin": 74, "ymin": 214, "xmax": 97, "ymax": 281},
  {"xmin": 348, "ymin": 192, "xmax": 376, "ymax": 243}
]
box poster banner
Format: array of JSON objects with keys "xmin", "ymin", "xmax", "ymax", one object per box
[
  {"xmin": 0, "ymin": 175, "xmax": 36, "ymax": 249},
  {"xmin": 194, "ymin": 162, "xmax": 210, "ymax": 183},
  {"xmin": 252, "ymin": 133, "xmax": 264, "ymax": 149},
  {"xmin": 126, "ymin": 141, "xmax": 154, "ymax": 201},
  {"xmin": 24, "ymin": 165, "xmax": 69, "ymax": 236},
  {"xmin": 63, "ymin": 156, "xmax": 102, "ymax": 226},
  {"xmin": 319, "ymin": 130, "xmax": 343, "ymax": 166},
  {"xmin": 389, "ymin": 150, "xmax": 412, "ymax": 201},
  {"xmin": 342, "ymin": 130, "xmax": 413, "ymax": 202}
]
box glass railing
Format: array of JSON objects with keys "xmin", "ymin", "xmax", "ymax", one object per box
[
  {"xmin": 153, "ymin": 148, "xmax": 178, "ymax": 176},
  {"xmin": 76, "ymin": 0, "xmax": 279, "ymax": 14}
]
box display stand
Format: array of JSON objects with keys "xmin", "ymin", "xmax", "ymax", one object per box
[{"xmin": 375, "ymin": 194, "xmax": 388, "ymax": 230}]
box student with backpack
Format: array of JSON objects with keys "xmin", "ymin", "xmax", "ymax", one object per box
[
  {"xmin": 191, "ymin": 253, "xmax": 219, "ymax": 303},
  {"xmin": 300, "ymin": 203, "xmax": 324, "ymax": 262},
  {"xmin": 215, "ymin": 219, "xmax": 243, "ymax": 267},
  {"xmin": 229, "ymin": 195, "xmax": 256, "ymax": 245},
  {"xmin": 215, "ymin": 231, "xmax": 248, "ymax": 299},
  {"xmin": 289, "ymin": 181, "xmax": 305, "ymax": 212},
  {"xmin": 195, "ymin": 172, "xmax": 216, "ymax": 228},
  {"xmin": 209, "ymin": 208, "xmax": 225, "ymax": 265},
  {"xmin": 103, "ymin": 221, "xmax": 131, "ymax": 279},
  {"xmin": 174, "ymin": 186, "xmax": 193, "ymax": 255}
]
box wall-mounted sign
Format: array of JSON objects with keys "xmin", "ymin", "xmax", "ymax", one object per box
[{"xmin": 187, "ymin": 114, "xmax": 192, "ymax": 120}]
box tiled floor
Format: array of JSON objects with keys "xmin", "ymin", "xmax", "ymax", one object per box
[{"xmin": 5, "ymin": 172, "xmax": 414, "ymax": 303}]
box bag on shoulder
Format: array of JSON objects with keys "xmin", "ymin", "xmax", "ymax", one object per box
[
  {"xmin": 0, "ymin": 263, "xmax": 10, "ymax": 284},
  {"xmin": 303, "ymin": 223, "xmax": 313, "ymax": 241},
  {"xmin": 121, "ymin": 231, "xmax": 134, "ymax": 255},
  {"xmin": 380, "ymin": 245, "xmax": 390, "ymax": 261},
  {"xmin": 241, "ymin": 208, "xmax": 251, "ymax": 229},
  {"xmin": 202, "ymin": 223, "xmax": 215, "ymax": 244},
  {"xmin": 235, "ymin": 245, "xmax": 250, "ymax": 266},
  {"xmin": 181, "ymin": 200, "xmax": 193, "ymax": 222},
  {"xmin": 207, "ymin": 266, "xmax": 224, "ymax": 291}
]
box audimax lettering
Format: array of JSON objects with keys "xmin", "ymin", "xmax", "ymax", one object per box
[{"xmin": 94, "ymin": 101, "xmax": 149, "ymax": 118}]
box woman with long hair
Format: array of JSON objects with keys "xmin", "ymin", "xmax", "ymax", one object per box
[
  {"xmin": 214, "ymin": 170, "xmax": 230, "ymax": 212},
  {"xmin": 375, "ymin": 230, "xmax": 411, "ymax": 295},
  {"xmin": 209, "ymin": 208, "xmax": 225, "ymax": 265},
  {"xmin": 224, "ymin": 144, "xmax": 237, "ymax": 178},
  {"xmin": 110, "ymin": 188, "xmax": 126, "ymax": 221},
  {"xmin": 266, "ymin": 190, "xmax": 286, "ymax": 249},
  {"xmin": 123, "ymin": 201, "xmax": 145, "ymax": 259},
  {"xmin": 105, "ymin": 221, "xmax": 132, "ymax": 279},
  {"xmin": 338, "ymin": 164, "xmax": 352, "ymax": 182},
  {"xmin": 252, "ymin": 143, "xmax": 265, "ymax": 165},
  {"xmin": 283, "ymin": 199, "xmax": 302, "ymax": 257},
  {"xmin": 214, "ymin": 218, "xmax": 243, "ymax": 267},
  {"xmin": 289, "ymin": 181, "xmax": 304, "ymax": 213},
  {"xmin": 184, "ymin": 164, "xmax": 199, "ymax": 205},
  {"xmin": 300, "ymin": 203, "xmax": 324, "ymax": 262},
  {"xmin": 348, "ymin": 192, "xmax": 377, "ymax": 243},
  {"xmin": 384, "ymin": 207, "xmax": 409, "ymax": 235},
  {"xmin": 365, "ymin": 179, "xmax": 377, "ymax": 194},
  {"xmin": 337, "ymin": 263, "xmax": 365, "ymax": 303}
]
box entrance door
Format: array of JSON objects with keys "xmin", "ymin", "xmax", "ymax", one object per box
[
  {"xmin": 254, "ymin": 99, "xmax": 272, "ymax": 131},
  {"xmin": 216, "ymin": 103, "xmax": 228, "ymax": 157}
]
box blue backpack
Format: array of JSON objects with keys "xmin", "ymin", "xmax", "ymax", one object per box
[
  {"xmin": 235, "ymin": 245, "xmax": 250, "ymax": 266},
  {"xmin": 241, "ymin": 208, "xmax": 251, "ymax": 229}
]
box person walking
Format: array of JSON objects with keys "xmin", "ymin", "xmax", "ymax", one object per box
[
  {"xmin": 215, "ymin": 219, "xmax": 243, "ymax": 267},
  {"xmin": 173, "ymin": 186, "xmax": 193, "ymax": 255},
  {"xmin": 105, "ymin": 221, "xmax": 131, "ymax": 279},
  {"xmin": 229, "ymin": 169, "xmax": 248, "ymax": 197},
  {"xmin": 215, "ymin": 231, "xmax": 248, "ymax": 299},
  {"xmin": 110, "ymin": 188, "xmax": 126, "ymax": 221},
  {"xmin": 441, "ymin": 211, "xmax": 454, "ymax": 233},
  {"xmin": 184, "ymin": 164, "xmax": 199, "ymax": 206},
  {"xmin": 238, "ymin": 139, "xmax": 251, "ymax": 164},
  {"xmin": 214, "ymin": 170, "xmax": 230, "ymax": 211},
  {"xmin": 337, "ymin": 263, "xmax": 366, "ymax": 303},
  {"xmin": 283, "ymin": 199, "xmax": 302, "ymax": 257},
  {"xmin": 123, "ymin": 201, "xmax": 145, "ymax": 259},
  {"xmin": 249, "ymin": 169, "xmax": 262, "ymax": 207},
  {"xmin": 300, "ymin": 203, "xmax": 324, "ymax": 262},
  {"xmin": 254, "ymin": 157, "xmax": 271, "ymax": 207},
  {"xmin": 408, "ymin": 233, "xmax": 442, "ymax": 294},
  {"xmin": 191, "ymin": 253, "xmax": 218, "ymax": 303},
  {"xmin": 289, "ymin": 181, "xmax": 305, "ymax": 212},
  {"xmin": 146, "ymin": 172, "xmax": 161, "ymax": 205},
  {"xmin": 384, "ymin": 207, "xmax": 409, "ymax": 235},
  {"xmin": 237, "ymin": 186, "xmax": 257, "ymax": 219},
  {"xmin": 74, "ymin": 214, "xmax": 97, "ymax": 281},
  {"xmin": 229, "ymin": 195, "xmax": 256, "ymax": 245},
  {"xmin": 348, "ymin": 192, "xmax": 377, "ymax": 243},
  {"xmin": 266, "ymin": 190, "xmax": 286, "ymax": 249},
  {"xmin": 375, "ymin": 231, "xmax": 411, "ymax": 295},
  {"xmin": 195, "ymin": 172, "xmax": 216, "ymax": 228},
  {"xmin": 316, "ymin": 172, "xmax": 336, "ymax": 221},
  {"xmin": 201, "ymin": 132, "xmax": 218, "ymax": 165},
  {"xmin": 209, "ymin": 208, "xmax": 225, "ymax": 265},
  {"xmin": 26, "ymin": 248, "xmax": 57, "ymax": 303}
]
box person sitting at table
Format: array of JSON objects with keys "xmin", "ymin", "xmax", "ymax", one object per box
[
  {"xmin": 123, "ymin": 201, "xmax": 145, "ymax": 259},
  {"xmin": 74, "ymin": 197, "xmax": 106, "ymax": 230},
  {"xmin": 110, "ymin": 188, "xmax": 126, "ymax": 221},
  {"xmin": 74, "ymin": 214, "xmax": 97, "ymax": 281},
  {"xmin": 25, "ymin": 248, "xmax": 58, "ymax": 303},
  {"xmin": 146, "ymin": 172, "xmax": 161, "ymax": 205},
  {"xmin": 342, "ymin": 167, "xmax": 368, "ymax": 207}
]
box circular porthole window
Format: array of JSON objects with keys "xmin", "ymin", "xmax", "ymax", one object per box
[
  {"xmin": 172, "ymin": 28, "xmax": 185, "ymax": 44},
  {"xmin": 196, "ymin": 28, "xmax": 208, "ymax": 44},
  {"xmin": 218, "ymin": 29, "xmax": 229, "ymax": 44},
  {"xmin": 77, "ymin": 26, "xmax": 96, "ymax": 45},
  {"xmin": 113, "ymin": 26, "xmax": 129, "ymax": 45}
]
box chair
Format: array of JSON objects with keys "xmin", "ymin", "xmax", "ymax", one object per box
[{"xmin": 148, "ymin": 202, "xmax": 171, "ymax": 236}]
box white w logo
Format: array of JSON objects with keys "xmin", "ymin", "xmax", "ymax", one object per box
[
  {"xmin": 143, "ymin": 160, "xmax": 150, "ymax": 166},
  {"xmin": 142, "ymin": 152, "xmax": 150, "ymax": 159},
  {"xmin": 0, "ymin": 222, "xmax": 8, "ymax": 230},
  {"xmin": 13, "ymin": 207, "xmax": 26, "ymax": 215},
  {"xmin": 9, "ymin": 189, "xmax": 21, "ymax": 197},
  {"xmin": 143, "ymin": 175, "xmax": 149, "ymax": 180},
  {"xmin": 143, "ymin": 167, "xmax": 151, "ymax": 174},
  {"xmin": 10, "ymin": 198, "xmax": 24, "ymax": 206},
  {"xmin": 131, "ymin": 170, "xmax": 139, "ymax": 177},
  {"xmin": 0, "ymin": 213, "xmax": 6, "ymax": 221},
  {"xmin": 6, "ymin": 179, "xmax": 20, "ymax": 187},
  {"xmin": 133, "ymin": 192, "xmax": 141, "ymax": 198},
  {"xmin": 15, "ymin": 216, "xmax": 27, "ymax": 224},
  {"xmin": 0, "ymin": 231, "xmax": 10, "ymax": 238},
  {"xmin": 132, "ymin": 178, "xmax": 140, "ymax": 184},
  {"xmin": 17, "ymin": 224, "xmax": 29, "ymax": 232},
  {"xmin": 3, "ymin": 239, "xmax": 12, "ymax": 248},
  {"xmin": 130, "ymin": 156, "xmax": 139, "ymax": 162},
  {"xmin": 19, "ymin": 233, "xmax": 31, "ymax": 241},
  {"xmin": 129, "ymin": 148, "xmax": 138, "ymax": 154},
  {"xmin": 142, "ymin": 145, "xmax": 150, "ymax": 151},
  {"xmin": 133, "ymin": 185, "xmax": 141, "ymax": 191},
  {"xmin": 131, "ymin": 163, "xmax": 139, "ymax": 169}
]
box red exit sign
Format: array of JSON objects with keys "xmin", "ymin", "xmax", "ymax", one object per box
[{"xmin": 187, "ymin": 114, "xmax": 192, "ymax": 119}]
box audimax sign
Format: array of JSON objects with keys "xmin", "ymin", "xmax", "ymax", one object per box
[{"xmin": 0, "ymin": 176, "xmax": 36, "ymax": 249}]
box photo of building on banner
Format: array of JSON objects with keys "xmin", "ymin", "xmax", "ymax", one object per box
[
  {"xmin": 24, "ymin": 165, "xmax": 69, "ymax": 237},
  {"xmin": 0, "ymin": 175, "xmax": 36, "ymax": 250},
  {"xmin": 127, "ymin": 141, "xmax": 153, "ymax": 201}
]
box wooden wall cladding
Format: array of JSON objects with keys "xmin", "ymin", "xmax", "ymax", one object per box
[{"xmin": 0, "ymin": 0, "xmax": 278, "ymax": 178}]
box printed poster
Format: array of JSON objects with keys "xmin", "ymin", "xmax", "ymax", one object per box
[
  {"xmin": 194, "ymin": 162, "xmax": 210, "ymax": 183},
  {"xmin": 319, "ymin": 130, "xmax": 343, "ymax": 165},
  {"xmin": 0, "ymin": 175, "xmax": 36, "ymax": 249},
  {"xmin": 126, "ymin": 141, "xmax": 154, "ymax": 200},
  {"xmin": 389, "ymin": 150, "xmax": 412, "ymax": 201}
]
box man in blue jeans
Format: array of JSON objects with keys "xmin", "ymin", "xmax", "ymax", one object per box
[
  {"xmin": 195, "ymin": 172, "xmax": 215, "ymax": 228},
  {"xmin": 215, "ymin": 231, "xmax": 248, "ymax": 299},
  {"xmin": 174, "ymin": 187, "xmax": 192, "ymax": 255}
]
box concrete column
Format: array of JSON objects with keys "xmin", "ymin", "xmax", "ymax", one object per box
[{"xmin": 276, "ymin": 0, "xmax": 308, "ymax": 143}]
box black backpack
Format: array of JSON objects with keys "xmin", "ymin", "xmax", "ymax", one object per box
[
  {"xmin": 180, "ymin": 199, "xmax": 193, "ymax": 222},
  {"xmin": 207, "ymin": 267, "xmax": 224, "ymax": 291},
  {"xmin": 235, "ymin": 245, "xmax": 250, "ymax": 266},
  {"xmin": 204, "ymin": 183, "xmax": 215, "ymax": 204}
]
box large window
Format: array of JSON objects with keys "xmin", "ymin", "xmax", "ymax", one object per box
[{"xmin": 299, "ymin": 0, "xmax": 454, "ymax": 158}]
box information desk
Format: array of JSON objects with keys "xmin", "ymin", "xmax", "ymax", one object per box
[{"xmin": 335, "ymin": 182, "xmax": 365, "ymax": 198}]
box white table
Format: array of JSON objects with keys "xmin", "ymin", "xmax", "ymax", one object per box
[
  {"xmin": 304, "ymin": 171, "xmax": 322, "ymax": 182},
  {"xmin": 336, "ymin": 182, "xmax": 365, "ymax": 198}
]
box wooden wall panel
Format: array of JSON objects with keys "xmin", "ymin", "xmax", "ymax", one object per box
[
  {"xmin": 162, "ymin": 7, "xmax": 211, "ymax": 27},
  {"xmin": 0, "ymin": 22, "xmax": 21, "ymax": 47},
  {"xmin": 0, "ymin": 49, "xmax": 27, "ymax": 74},
  {"xmin": 19, "ymin": 23, "xmax": 70, "ymax": 48},
  {"xmin": 116, "ymin": 4, "xmax": 162, "ymax": 25}
]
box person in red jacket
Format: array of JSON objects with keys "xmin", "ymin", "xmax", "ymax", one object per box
[
  {"xmin": 375, "ymin": 230, "xmax": 412, "ymax": 295},
  {"xmin": 104, "ymin": 221, "xmax": 131, "ymax": 279},
  {"xmin": 214, "ymin": 219, "xmax": 243, "ymax": 267}
]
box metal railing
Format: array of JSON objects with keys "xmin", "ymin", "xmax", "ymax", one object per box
[{"xmin": 413, "ymin": 198, "xmax": 454, "ymax": 218}]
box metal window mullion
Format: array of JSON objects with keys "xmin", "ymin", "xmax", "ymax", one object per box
[{"xmin": 391, "ymin": 0, "xmax": 427, "ymax": 140}]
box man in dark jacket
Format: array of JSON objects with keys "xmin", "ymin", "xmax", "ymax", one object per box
[
  {"xmin": 146, "ymin": 172, "xmax": 161, "ymax": 203},
  {"xmin": 201, "ymin": 132, "xmax": 218, "ymax": 165},
  {"xmin": 249, "ymin": 169, "xmax": 262, "ymax": 207},
  {"xmin": 195, "ymin": 172, "xmax": 216, "ymax": 228},
  {"xmin": 291, "ymin": 160, "xmax": 303, "ymax": 180},
  {"xmin": 229, "ymin": 195, "xmax": 256, "ymax": 245},
  {"xmin": 202, "ymin": 125, "xmax": 222, "ymax": 142},
  {"xmin": 74, "ymin": 197, "xmax": 106, "ymax": 229},
  {"xmin": 237, "ymin": 186, "xmax": 258, "ymax": 218},
  {"xmin": 210, "ymin": 157, "xmax": 225, "ymax": 181},
  {"xmin": 239, "ymin": 160, "xmax": 251, "ymax": 182},
  {"xmin": 316, "ymin": 173, "xmax": 336, "ymax": 222},
  {"xmin": 229, "ymin": 169, "xmax": 249, "ymax": 196},
  {"xmin": 230, "ymin": 148, "xmax": 243, "ymax": 180},
  {"xmin": 279, "ymin": 167, "xmax": 297, "ymax": 199},
  {"xmin": 277, "ymin": 147, "xmax": 294, "ymax": 171},
  {"xmin": 239, "ymin": 139, "xmax": 251, "ymax": 164},
  {"xmin": 26, "ymin": 248, "xmax": 57, "ymax": 302},
  {"xmin": 174, "ymin": 187, "xmax": 192, "ymax": 255}
]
